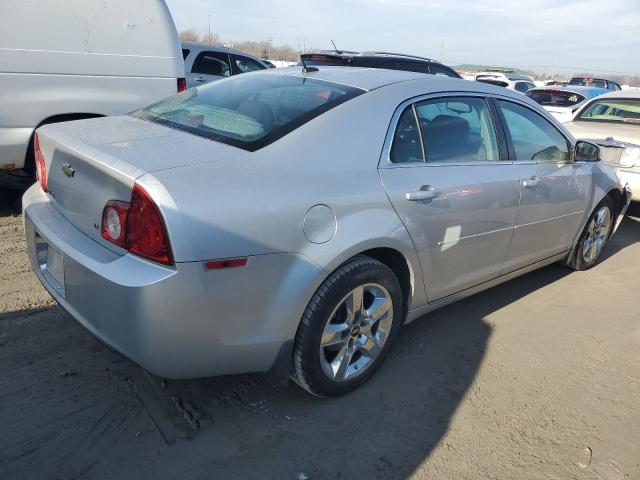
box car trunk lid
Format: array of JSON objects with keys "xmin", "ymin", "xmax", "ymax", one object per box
[{"xmin": 37, "ymin": 115, "xmax": 245, "ymax": 248}]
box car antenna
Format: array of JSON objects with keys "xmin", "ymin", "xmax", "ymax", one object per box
[
  {"xmin": 331, "ymin": 39, "xmax": 342, "ymax": 54},
  {"xmin": 300, "ymin": 55, "xmax": 318, "ymax": 74}
]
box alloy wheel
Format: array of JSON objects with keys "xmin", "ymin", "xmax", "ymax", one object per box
[
  {"xmin": 582, "ymin": 206, "xmax": 612, "ymax": 263},
  {"xmin": 319, "ymin": 283, "xmax": 393, "ymax": 382}
]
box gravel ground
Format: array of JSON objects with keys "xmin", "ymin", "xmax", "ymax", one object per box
[{"xmin": 1, "ymin": 173, "xmax": 639, "ymax": 480}]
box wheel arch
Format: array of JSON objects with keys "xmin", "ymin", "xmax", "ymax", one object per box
[{"xmin": 24, "ymin": 113, "xmax": 104, "ymax": 172}]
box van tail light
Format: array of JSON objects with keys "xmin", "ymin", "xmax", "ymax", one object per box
[
  {"xmin": 34, "ymin": 132, "xmax": 48, "ymax": 192},
  {"xmin": 100, "ymin": 184, "xmax": 174, "ymax": 266},
  {"xmin": 177, "ymin": 78, "xmax": 187, "ymax": 92}
]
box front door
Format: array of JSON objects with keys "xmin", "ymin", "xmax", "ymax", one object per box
[
  {"xmin": 496, "ymin": 99, "xmax": 591, "ymax": 272},
  {"xmin": 379, "ymin": 95, "xmax": 520, "ymax": 301}
]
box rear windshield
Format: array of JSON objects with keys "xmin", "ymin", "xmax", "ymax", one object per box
[
  {"xmin": 300, "ymin": 54, "xmax": 350, "ymax": 67},
  {"xmin": 577, "ymin": 99, "xmax": 640, "ymax": 125},
  {"xmin": 569, "ymin": 78, "xmax": 608, "ymax": 88},
  {"xmin": 527, "ymin": 90, "xmax": 585, "ymax": 107},
  {"xmin": 133, "ymin": 74, "xmax": 364, "ymax": 151},
  {"xmin": 477, "ymin": 79, "xmax": 509, "ymax": 88}
]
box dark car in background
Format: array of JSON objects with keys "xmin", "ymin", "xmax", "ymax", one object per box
[
  {"xmin": 568, "ymin": 77, "xmax": 622, "ymax": 91},
  {"xmin": 299, "ymin": 51, "xmax": 462, "ymax": 78}
]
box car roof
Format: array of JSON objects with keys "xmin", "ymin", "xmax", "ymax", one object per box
[
  {"xmin": 181, "ymin": 42, "xmax": 263, "ymax": 60},
  {"xmin": 256, "ymin": 66, "xmax": 536, "ymax": 103},
  {"xmin": 259, "ymin": 65, "xmax": 427, "ymax": 90},
  {"xmin": 528, "ymin": 85, "xmax": 609, "ymax": 97},
  {"xmin": 587, "ymin": 88, "xmax": 640, "ymax": 100},
  {"xmin": 314, "ymin": 50, "xmax": 434, "ymax": 63},
  {"xmin": 475, "ymin": 72, "xmax": 532, "ymax": 81}
]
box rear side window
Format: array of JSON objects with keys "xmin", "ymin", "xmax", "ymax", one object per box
[
  {"xmin": 133, "ymin": 74, "xmax": 364, "ymax": 151},
  {"xmin": 429, "ymin": 64, "xmax": 460, "ymax": 78},
  {"xmin": 527, "ymin": 90, "xmax": 585, "ymax": 107},
  {"xmin": 515, "ymin": 82, "xmax": 535, "ymax": 93},
  {"xmin": 233, "ymin": 55, "xmax": 266, "ymax": 74},
  {"xmin": 192, "ymin": 51, "xmax": 231, "ymax": 77},
  {"xmin": 498, "ymin": 101, "xmax": 570, "ymax": 161},
  {"xmin": 391, "ymin": 97, "xmax": 499, "ymax": 163}
]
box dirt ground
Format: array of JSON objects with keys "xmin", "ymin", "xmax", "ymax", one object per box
[{"xmin": 1, "ymin": 172, "xmax": 639, "ymax": 480}]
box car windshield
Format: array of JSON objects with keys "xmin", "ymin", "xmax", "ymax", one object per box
[
  {"xmin": 527, "ymin": 90, "xmax": 585, "ymax": 107},
  {"xmin": 577, "ymin": 99, "xmax": 640, "ymax": 125},
  {"xmin": 133, "ymin": 74, "xmax": 364, "ymax": 151},
  {"xmin": 569, "ymin": 78, "xmax": 608, "ymax": 88}
]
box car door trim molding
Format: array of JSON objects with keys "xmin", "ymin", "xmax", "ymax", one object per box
[
  {"xmin": 514, "ymin": 210, "xmax": 584, "ymax": 229},
  {"xmin": 436, "ymin": 225, "xmax": 514, "ymax": 246}
]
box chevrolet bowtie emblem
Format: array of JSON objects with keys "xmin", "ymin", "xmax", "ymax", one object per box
[{"xmin": 62, "ymin": 162, "xmax": 75, "ymax": 178}]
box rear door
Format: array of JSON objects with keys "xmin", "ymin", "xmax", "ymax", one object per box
[
  {"xmin": 379, "ymin": 94, "xmax": 520, "ymax": 301},
  {"xmin": 496, "ymin": 98, "xmax": 590, "ymax": 271},
  {"xmin": 186, "ymin": 50, "xmax": 232, "ymax": 88}
]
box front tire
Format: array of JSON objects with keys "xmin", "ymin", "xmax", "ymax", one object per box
[
  {"xmin": 291, "ymin": 256, "xmax": 403, "ymax": 397},
  {"xmin": 569, "ymin": 196, "xmax": 615, "ymax": 271}
]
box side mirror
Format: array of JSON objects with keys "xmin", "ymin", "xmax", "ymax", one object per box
[{"xmin": 574, "ymin": 140, "xmax": 601, "ymax": 162}]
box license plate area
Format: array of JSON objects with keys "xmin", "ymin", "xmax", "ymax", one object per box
[{"xmin": 35, "ymin": 232, "xmax": 66, "ymax": 297}]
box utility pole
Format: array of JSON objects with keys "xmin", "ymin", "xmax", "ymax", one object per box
[
  {"xmin": 440, "ymin": 40, "xmax": 444, "ymax": 62},
  {"xmin": 267, "ymin": 36, "xmax": 272, "ymax": 59},
  {"xmin": 208, "ymin": 15, "xmax": 211, "ymax": 45}
]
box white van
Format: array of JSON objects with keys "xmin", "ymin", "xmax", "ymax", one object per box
[{"xmin": 0, "ymin": 0, "xmax": 184, "ymax": 172}]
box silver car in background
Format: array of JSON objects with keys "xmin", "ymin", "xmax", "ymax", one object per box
[
  {"xmin": 23, "ymin": 68, "xmax": 629, "ymax": 397},
  {"xmin": 565, "ymin": 89, "xmax": 640, "ymax": 201},
  {"xmin": 181, "ymin": 42, "xmax": 268, "ymax": 88}
]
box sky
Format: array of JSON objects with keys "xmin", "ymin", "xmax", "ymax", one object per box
[{"xmin": 165, "ymin": 0, "xmax": 640, "ymax": 75}]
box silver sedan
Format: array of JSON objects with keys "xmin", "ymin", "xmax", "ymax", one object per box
[{"xmin": 23, "ymin": 67, "xmax": 630, "ymax": 397}]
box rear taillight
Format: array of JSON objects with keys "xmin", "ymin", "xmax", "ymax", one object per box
[
  {"xmin": 126, "ymin": 184, "xmax": 173, "ymax": 265},
  {"xmin": 34, "ymin": 132, "xmax": 47, "ymax": 192},
  {"xmin": 177, "ymin": 78, "xmax": 187, "ymax": 92},
  {"xmin": 101, "ymin": 200, "xmax": 129, "ymax": 247},
  {"xmin": 100, "ymin": 184, "xmax": 173, "ymax": 266}
]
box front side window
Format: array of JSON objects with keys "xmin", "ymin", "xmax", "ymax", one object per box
[
  {"xmin": 577, "ymin": 99, "xmax": 640, "ymax": 125},
  {"xmin": 391, "ymin": 97, "xmax": 499, "ymax": 164},
  {"xmin": 133, "ymin": 74, "xmax": 364, "ymax": 151},
  {"xmin": 498, "ymin": 100, "xmax": 570, "ymax": 161},
  {"xmin": 192, "ymin": 51, "xmax": 231, "ymax": 77},
  {"xmin": 233, "ymin": 55, "xmax": 266, "ymax": 74}
]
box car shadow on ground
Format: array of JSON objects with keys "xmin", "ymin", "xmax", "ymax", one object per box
[
  {"xmin": 1, "ymin": 185, "xmax": 638, "ymax": 478},
  {"xmin": 1, "ymin": 263, "xmax": 576, "ymax": 479}
]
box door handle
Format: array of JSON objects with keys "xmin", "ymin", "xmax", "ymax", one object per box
[
  {"xmin": 195, "ymin": 76, "xmax": 206, "ymax": 83},
  {"xmin": 406, "ymin": 185, "xmax": 442, "ymax": 201},
  {"xmin": 521, "ymin": 176, "xmax": 541, "ymax": 188}
]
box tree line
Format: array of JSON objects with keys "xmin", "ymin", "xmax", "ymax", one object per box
[{"xmin": 179, "ymin": 29, "xmax": 299, "ymax": 62}]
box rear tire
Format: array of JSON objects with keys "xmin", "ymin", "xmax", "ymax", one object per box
[
  {"xmin": 291, "ymin": 255, "xmax": 403, "ymax": 397},
  {"xmin": 568, "ymin": 196, "xmax": 615, "ymax": 271}
]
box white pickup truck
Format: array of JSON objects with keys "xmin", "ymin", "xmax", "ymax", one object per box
[{"xmin": 0, "ymin": 0, "xmax": 185, "ymax": 173}]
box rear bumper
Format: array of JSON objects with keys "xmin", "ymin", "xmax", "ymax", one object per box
[
  {"xmin": 0, "ymin": 126, "xmax": 33, "ymax": 170},
  {"xmin": 23, "ymin": 185, "xmax": 322, "ymax": 378}
]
